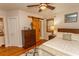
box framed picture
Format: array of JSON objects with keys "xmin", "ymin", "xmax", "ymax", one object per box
[
  {"xmin": 65, "ymin": 12, "xmax": 78, "ymax": 23},
  {"xmin": 46, "ymin": 18, "xmax": 54, "ymax": 32},
  {"xmin": 0, "ymin": 18, "xmax": 4, "ymax": 36}
]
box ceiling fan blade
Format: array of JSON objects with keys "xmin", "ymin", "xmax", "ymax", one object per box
[
  {"xmin": 39, "ymin": 9, "xmax": 42, "ymax": 12},
  {"xmin": 47, "ymin": 5, "xmax": 55, "ymax": 10},
  {"xmin": 27, "ymin": 5, "xmax": 39, "ymax": 7}
]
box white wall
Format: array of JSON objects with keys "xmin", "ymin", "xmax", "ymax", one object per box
[
  {"xmin": 19, "ymin": 10, "xmax": 43, "ymax": 30},
  {"xmin": 41, "ymin": 19, "xmax": 47, "ymax": 39},
  {"xmin": 54, "ymin": 8, "xmax": 79, "ymax": 29}
]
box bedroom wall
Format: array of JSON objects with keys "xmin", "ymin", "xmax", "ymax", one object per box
[
  {"xmin": 54, "ymin": 8, "xmax": 79, "ymax": 29},
  {"xmin": 18, "ymin": 10, "xmax": 43, "ymax": 30}
]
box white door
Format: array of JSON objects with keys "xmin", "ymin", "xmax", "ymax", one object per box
[{"xmin": 7, "ymin": 17, "xmax": 19, "ymax": 46}]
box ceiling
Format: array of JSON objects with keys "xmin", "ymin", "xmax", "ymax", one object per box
[{"xmin": 0, "ymin": 3, "xmax": 79, "ymax": 18}]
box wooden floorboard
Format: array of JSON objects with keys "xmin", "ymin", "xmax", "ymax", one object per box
[
  {"xmin": 0, "ymin": 39, "xmax": 46, "ymax": 56},
  {"xmin": 0, "ymin": 47, "xmax": 26, "ymax": 56}
]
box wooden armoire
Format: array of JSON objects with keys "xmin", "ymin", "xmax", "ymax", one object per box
[{"xmin": 22, "ymin": 29, "xmax": 36, "ymax": 49}]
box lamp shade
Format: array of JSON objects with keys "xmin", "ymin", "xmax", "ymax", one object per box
[
  {"xmin": 40, "ymin": 4, "xmax": 47, "ymax": 10},
  {"xmin": 50, "ymin": 26, "xmax": 54, "ymax": 31}
]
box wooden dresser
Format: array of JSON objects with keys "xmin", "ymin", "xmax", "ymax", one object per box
[{"xmin": 22, "ymin": 30, "xmax": 36, "ymax": 49}]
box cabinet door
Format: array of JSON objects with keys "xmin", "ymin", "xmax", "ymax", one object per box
[
  {"xmin": 22, "ymin": 31, "xmax": 30, "ymax": 48},
  {"xmin": 30, "ymin": 30, "xmax": 36, "ymax": 46},
  {"xmin": 24, "ymin": 31, "xmax": 30, "ymax": 42},
  {"xmin": 22, "ymin": 30, "xmax": 36, "ymax": 48}
]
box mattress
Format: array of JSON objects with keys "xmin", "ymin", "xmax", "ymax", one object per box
[{"xmin": 40, "ymin": 37, "xmax": 79, "ymax": 56}]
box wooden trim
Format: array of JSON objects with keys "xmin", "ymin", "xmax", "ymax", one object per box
[
  {"xmin": 58, "ymin": 28, "xmax": 79, "ymax": 34},
  {"xmin": 28, "ymin": 16, "xmax": 44, "ymax": 20},
  {"xmin": 32, "ymin": 18, "xmax": 41, "ymax": 41}
]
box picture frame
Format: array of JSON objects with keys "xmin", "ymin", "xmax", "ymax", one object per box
[
  {"xmin": 0, "ymin": 18, "xmax": 4, "ymax": 36},
  {"xmin": 65, "ymin": 12, "xmax": 78, "ymax": 23},
  {"xmin": 46, "ymin": 18, "xmax": 54, "ymax": 32}
]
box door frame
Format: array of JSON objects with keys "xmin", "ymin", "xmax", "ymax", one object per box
[
  {"xmin": 6, "ymin": 16, "xmax": 20, "ymax": 47},
  {"xmin": 32, "ymin": 18, "xmax": 41, "ymax": 41}
]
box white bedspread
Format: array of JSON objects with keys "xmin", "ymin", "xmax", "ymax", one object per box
[{"xmin": 40, "ymin": 37, "xmax": 79, "ymax": 56}]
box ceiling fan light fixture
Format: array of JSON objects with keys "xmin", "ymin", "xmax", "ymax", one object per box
[
  {"xmin": 27, "ymin": 3, "xmax": 55, "ymax": 12},
  {"xmin": 40, "ymin": 6, "xmax": 46, "ymax": 10},
  {"xmin": 39, "ymin": 4, "xmax": 47, "ymax": 10}
]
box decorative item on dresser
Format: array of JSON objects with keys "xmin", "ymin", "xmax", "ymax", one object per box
[{"xmin": 22, "ymin": 29, "xmax": 36, "ymax": 49}]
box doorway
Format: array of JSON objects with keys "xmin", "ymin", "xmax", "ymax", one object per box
[
  {"xmin": 7, "ymin": 17, "xmax": 19, "ymax": 46},
  {"xmin": 32, "ymin": 18, "xmax": 41, "ymax": 42}
]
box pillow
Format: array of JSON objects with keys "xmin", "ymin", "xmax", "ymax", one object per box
[
  {"xmin": 72, "ymin": 33, "xmax": 79, "ymax": 41},
  {"xmin": 63, "ymin": 33, "xmax": 72, "ymax": 41},
  {"xmin": 56, "ymin": 32, "xmax": 63, "ymax": 38}
]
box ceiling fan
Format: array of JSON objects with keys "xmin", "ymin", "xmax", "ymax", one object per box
[{"xmin": 27, "ymin": 3, "xmax": 55, "ymax": 12}]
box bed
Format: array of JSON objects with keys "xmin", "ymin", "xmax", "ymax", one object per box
[{"xmin": 39, "ymin": 28, "xmax": 79, "ymax": 56}]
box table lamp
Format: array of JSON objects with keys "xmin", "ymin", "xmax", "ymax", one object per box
[{"xmin": 50, "ymin": 26, "xmax": 54, "ymax": 35}]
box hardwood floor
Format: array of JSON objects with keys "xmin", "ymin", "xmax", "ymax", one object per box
[
  {"xmin": 0, "ymin": 39, "xmax": 46, "ymax": 56},
  {"xmin": 0, "ymin": 47, "xmax": 26, "ymax": 56}
]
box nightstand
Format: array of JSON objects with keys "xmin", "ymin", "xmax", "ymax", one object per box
[{"xmin": 49, "ymin": 35, "xmax": 56, "ymax": 40}]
